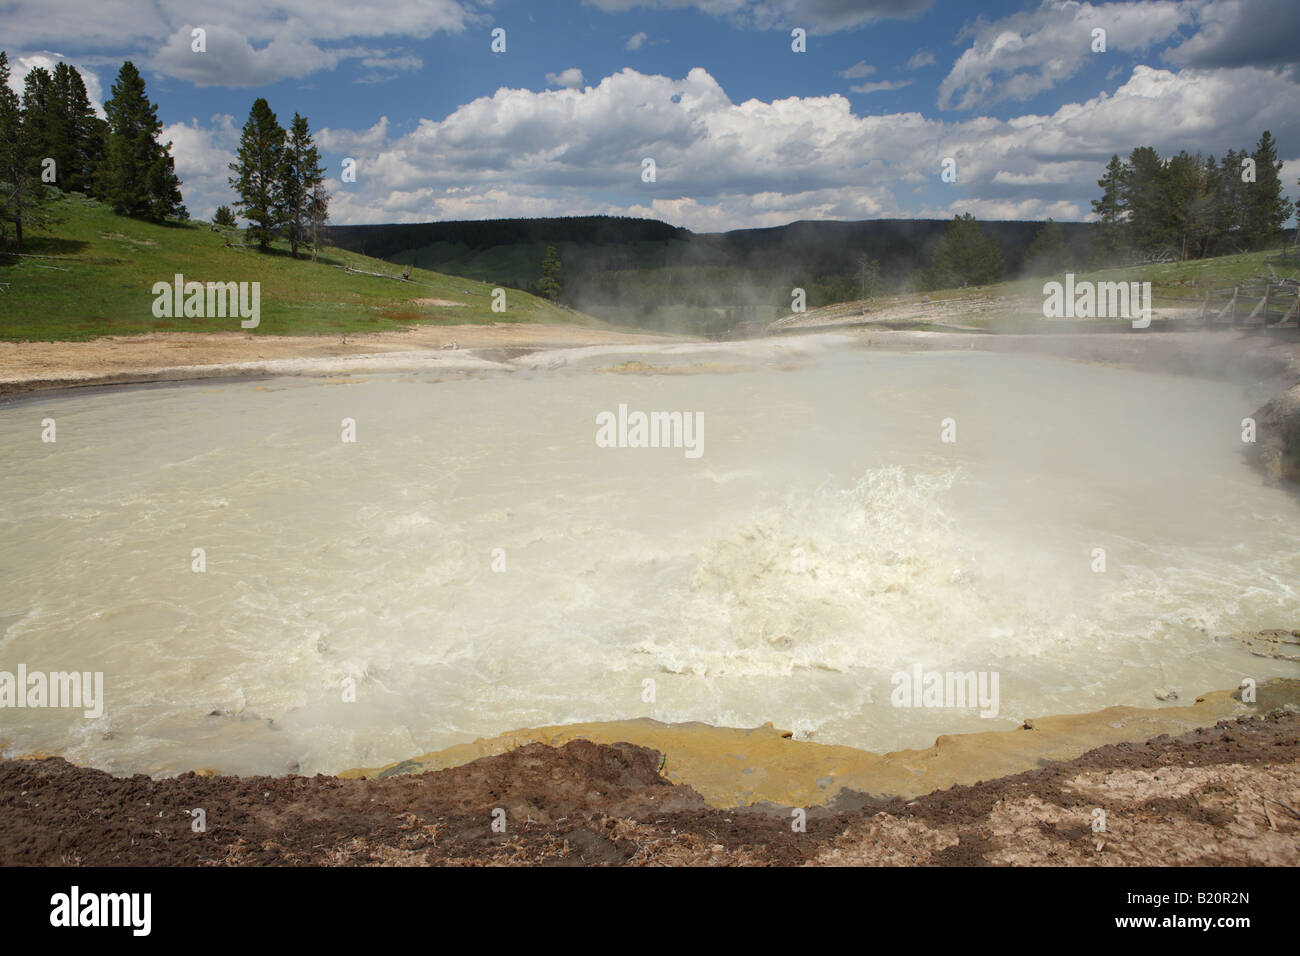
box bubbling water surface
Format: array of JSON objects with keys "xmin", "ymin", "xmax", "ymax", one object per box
[{"xmin": 0, "ymin": 347, "xmax": 1296, "ymax": 776}]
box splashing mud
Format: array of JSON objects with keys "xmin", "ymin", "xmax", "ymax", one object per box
[{"xmin": 1, "ymin": 346, "xmax": 1296, "ymax": 776}]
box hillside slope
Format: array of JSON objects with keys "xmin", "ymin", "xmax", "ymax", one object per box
[
  {"xmin": 0, "ymin": 194, "xmax": 601, "ymax": 342},
  {"xmin": 771, "ymin": 248, "xmax": 1300, "ymax": 333}
]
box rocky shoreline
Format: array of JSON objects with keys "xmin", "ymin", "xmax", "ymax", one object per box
[
  {"xmin": 339, "ymin": 680, "xmax": 1300, "ymax": 809},
  {"xmin": 3, "ymin": 706, "xmax": 1297, "ymax": 866}
]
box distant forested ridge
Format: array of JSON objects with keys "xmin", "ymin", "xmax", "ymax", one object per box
[
  {"xmin": 328, "ymin": 214, "xmax": 1093, "ymax": 334},
  {"xmin": 334, "ymin": 215, "xmax": 688, "ymax": 260},
  {"xmin": 332, "ymin": 215, "xmax": 1089, "ymax": 281}
]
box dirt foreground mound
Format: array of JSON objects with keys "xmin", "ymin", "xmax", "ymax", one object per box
[{"xmin": 2, "ymin": 713, "xmax": 1298, "ymax": 866}]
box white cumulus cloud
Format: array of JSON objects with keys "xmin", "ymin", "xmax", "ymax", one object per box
[
  {"xmin": 546, "ymin": 68, "xmax": 586, "ymax": 89},
  {"xmin": 938, "ymin": 0, "xmax": 1194, "ymax": 110},
  {"xmin": 159, "ymin": 60, "xmax": 1299, "ymax": 232},
  {"xmin": 5, "ymin": 52, "xmax": 106, "ymax": 116}
]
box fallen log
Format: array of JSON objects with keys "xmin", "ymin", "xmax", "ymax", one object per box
[{"xmin": 339, "ymin": 264, "xmax": 412, "ymax": 281}]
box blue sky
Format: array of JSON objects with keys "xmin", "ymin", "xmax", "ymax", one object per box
[{"xmin": 5, "ymin": 0, "xmax": 1299, "ymax": 230}]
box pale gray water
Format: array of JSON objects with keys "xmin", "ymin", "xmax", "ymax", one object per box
[{"xmin": 1, "ymin": 345, "xmax": 1297, "ymax": 776}]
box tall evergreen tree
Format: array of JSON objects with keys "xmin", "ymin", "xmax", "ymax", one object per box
[
  {"xmin": 1023, "ymin": 218, "xmax": 1071, "ymax": 276},
  {"xmin": 100, "ymin": 61, "xmax": 183, "ymax": 220},
  {"xmin": 1198, "ymin": 155, "xmax": 1224, "ymax": 257},
  {"xmin": 306, "ymin": 180, "xmax": 331, "ymax": 262},
  {"xmin": 277, "ymin": 113, "xmax": 324, "ymax": 257},
  {"xmin": 0, "ymin": 52, "xmax": 50, "ymax": 247},
  {"xmin": 19, "ymin": 67, "xmax": 57, "ymax": 178},
  {"xmin": 1241, "ymin": 130, "xmax": 1292, "ymax": 251},
  {"xmin": 229, "ymin": 98, "xmax": 285, "ymax": 251},
  {"xmin": 55, "ymin": 63, "xmax": 107, "ymax": 193},
  {"xmin": 1089, "ymin": 154, "xmax": 1129, "ymax": 265},
  {"xmin": 17, "ymin": 63, "xmax": 106, "ymax": 194},
  {"xmin": 1123, "ymin": 146, "xmax": 1173, "ymax": 256},
  {"xmin": 921, "ymin": 213, "xmax": 1003, "ymax": 289},
  {"xmin": 539, "ymin": 244, "xmax": 562, "ymax": 300},
  {"xmin": 1165, "ymin": 150, "xmax": 1213, "ymax": 261},
  {"xmin": 1211, "ymin": 148, "xmax": 1249, "ymax": 254}
]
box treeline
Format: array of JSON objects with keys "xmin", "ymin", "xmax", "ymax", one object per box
[
  {"xmin": 1092, "ymin": 131, "xmax": 1294, "ymax": 263},
  {"xmin": 332, "ymin": 216, "xmax": 1096, "ymax": 295},
  {"xmin": 335, "ymin": 215, "xmax": 689, "ymax": 261},
  {"xmin": 0, "ymin": 53, "xmax": 331, "ymax": 260},
  {"xmin": 0, "ymin": 52, "xmax": 183, "ymax": 246},
  {"xmin": 223, "ymin": 98, "xmax": 329, "ymax": 258},
  {"xmin": 921, "ymin": 133, "xmax": 1296, "ymax": 288},
  {"xmin": 566, "ymin": 215, "xmax": 1065, "ymax": 304}
]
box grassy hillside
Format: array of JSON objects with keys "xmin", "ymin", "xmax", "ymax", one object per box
[
  {"xmin": 0, "ymin": 194, "xmax": 599, "ymax": 342},
  {"xmin": 777, "ymin": 246, "xmax": 1300, "ymax": 333},
  {"xmin": 966, "ymin": 247, "xmax": 1299, "ymax": 303}
]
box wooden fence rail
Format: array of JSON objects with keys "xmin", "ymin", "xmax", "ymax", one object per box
[{"xmin": 1196, "ymin": 283, "xmax": 1299, "ymax": 329}]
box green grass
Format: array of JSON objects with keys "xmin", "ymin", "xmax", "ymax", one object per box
[
  {"xmin": 947, "ymin": 247, "xmax": 1300, "ymax": 308},
  {"xmin": 831, "ymin": 247, "xmax": 1300, "ymax": 332},
  {"xmin": 0, "ymin": 193, "xmax": 605, "ymax": 342}
]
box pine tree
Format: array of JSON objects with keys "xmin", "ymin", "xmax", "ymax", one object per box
[
  {"xmin": 212, "ymin": 204, "xmax": 237, "ymax": 228},
  {"xmin": 143, "ymin": 151, "xmax": 184, "ymax": 221},
  {"xmin": 857, "ymin": 253, "xmax": 881, "ymax": 299},
  {"xmin": 306, "ymin": 180, "xmax": 330, "ymax": 262},
  {"xmin": 17, "ymin": 63, "xmax": 107, "ymax": 194},
  {"xmin": 0, "ymin": 51, "xmax": 50, "ymax": 247},
  {"xmin": 1089, "ymin": 154, "xmax": 1129, "ymax": 265},
  {"xmin": 1123, "ymin": 147, "xmax": 1173, "ymax": 257},
  {"xmin": 1198, "ymin": 155, "xmax": 1222, "ymax": 257},
  {"xmin": 1024, "ymin": 219, "xmax": 1070, "ymax": 276},
  {"xmin": 1165, "ymin": 151, "xmax": 1213, "ymax": 261},
  {"xmin": 1241, "ymin": 130, "xmax": 1293, "ymax": 251},
  {"xmin": 539, "ymin": 244, "xmax": 562, "ymax": 300},
  {"xmin": 1210, "ymin": 148, "xmax": 1249, "ymax": 254},
  {"xmin": 229, "ymin": 98, "xmax": 285, "ymax": 251},
  {"xmin": 100, "ymin": 61, "xmax": 183, "ymax": 220},
  {"xmin": 56, "ymin": 63, "xmax": 106, "ymax": 193},
  {"xmin": 921, "ymin": 213, "xmax": 1003, "ymax": 289},
  {"xmin": 20, "ymin": 67, "xmax": 57, "ymax": 179},
  {"xmin": 277, "ymin": 113, "xmax": 324, "ymax": 257}
]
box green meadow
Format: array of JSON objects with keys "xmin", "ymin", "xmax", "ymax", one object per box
[{"xmin": 0, "ymin": 193, "xmax": 602, "ymax": 342}]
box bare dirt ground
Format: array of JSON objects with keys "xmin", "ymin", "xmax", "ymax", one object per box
[
  {"xmin": 769, "ymin": 291, "xmax": 1208, "ymax": 332},
  {"xmin": 2, "ymin": 712, "xmax": 1296, "ymax": 866},
  {"xmin": 0, "ymin": 323, "xmax": 683, "ymax": 395}
]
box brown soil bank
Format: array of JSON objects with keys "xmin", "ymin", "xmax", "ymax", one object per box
[
  {"xmin": 0, "ymin": 323, "xmax": 682, "ymax": 395},
  {"xmin": 344, "ymin": 678, "xmax": 1300, "ymax": 808},
  {"xmin": 2, "ymin": 709, "xmax": 1298, "ymax": 866}
]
